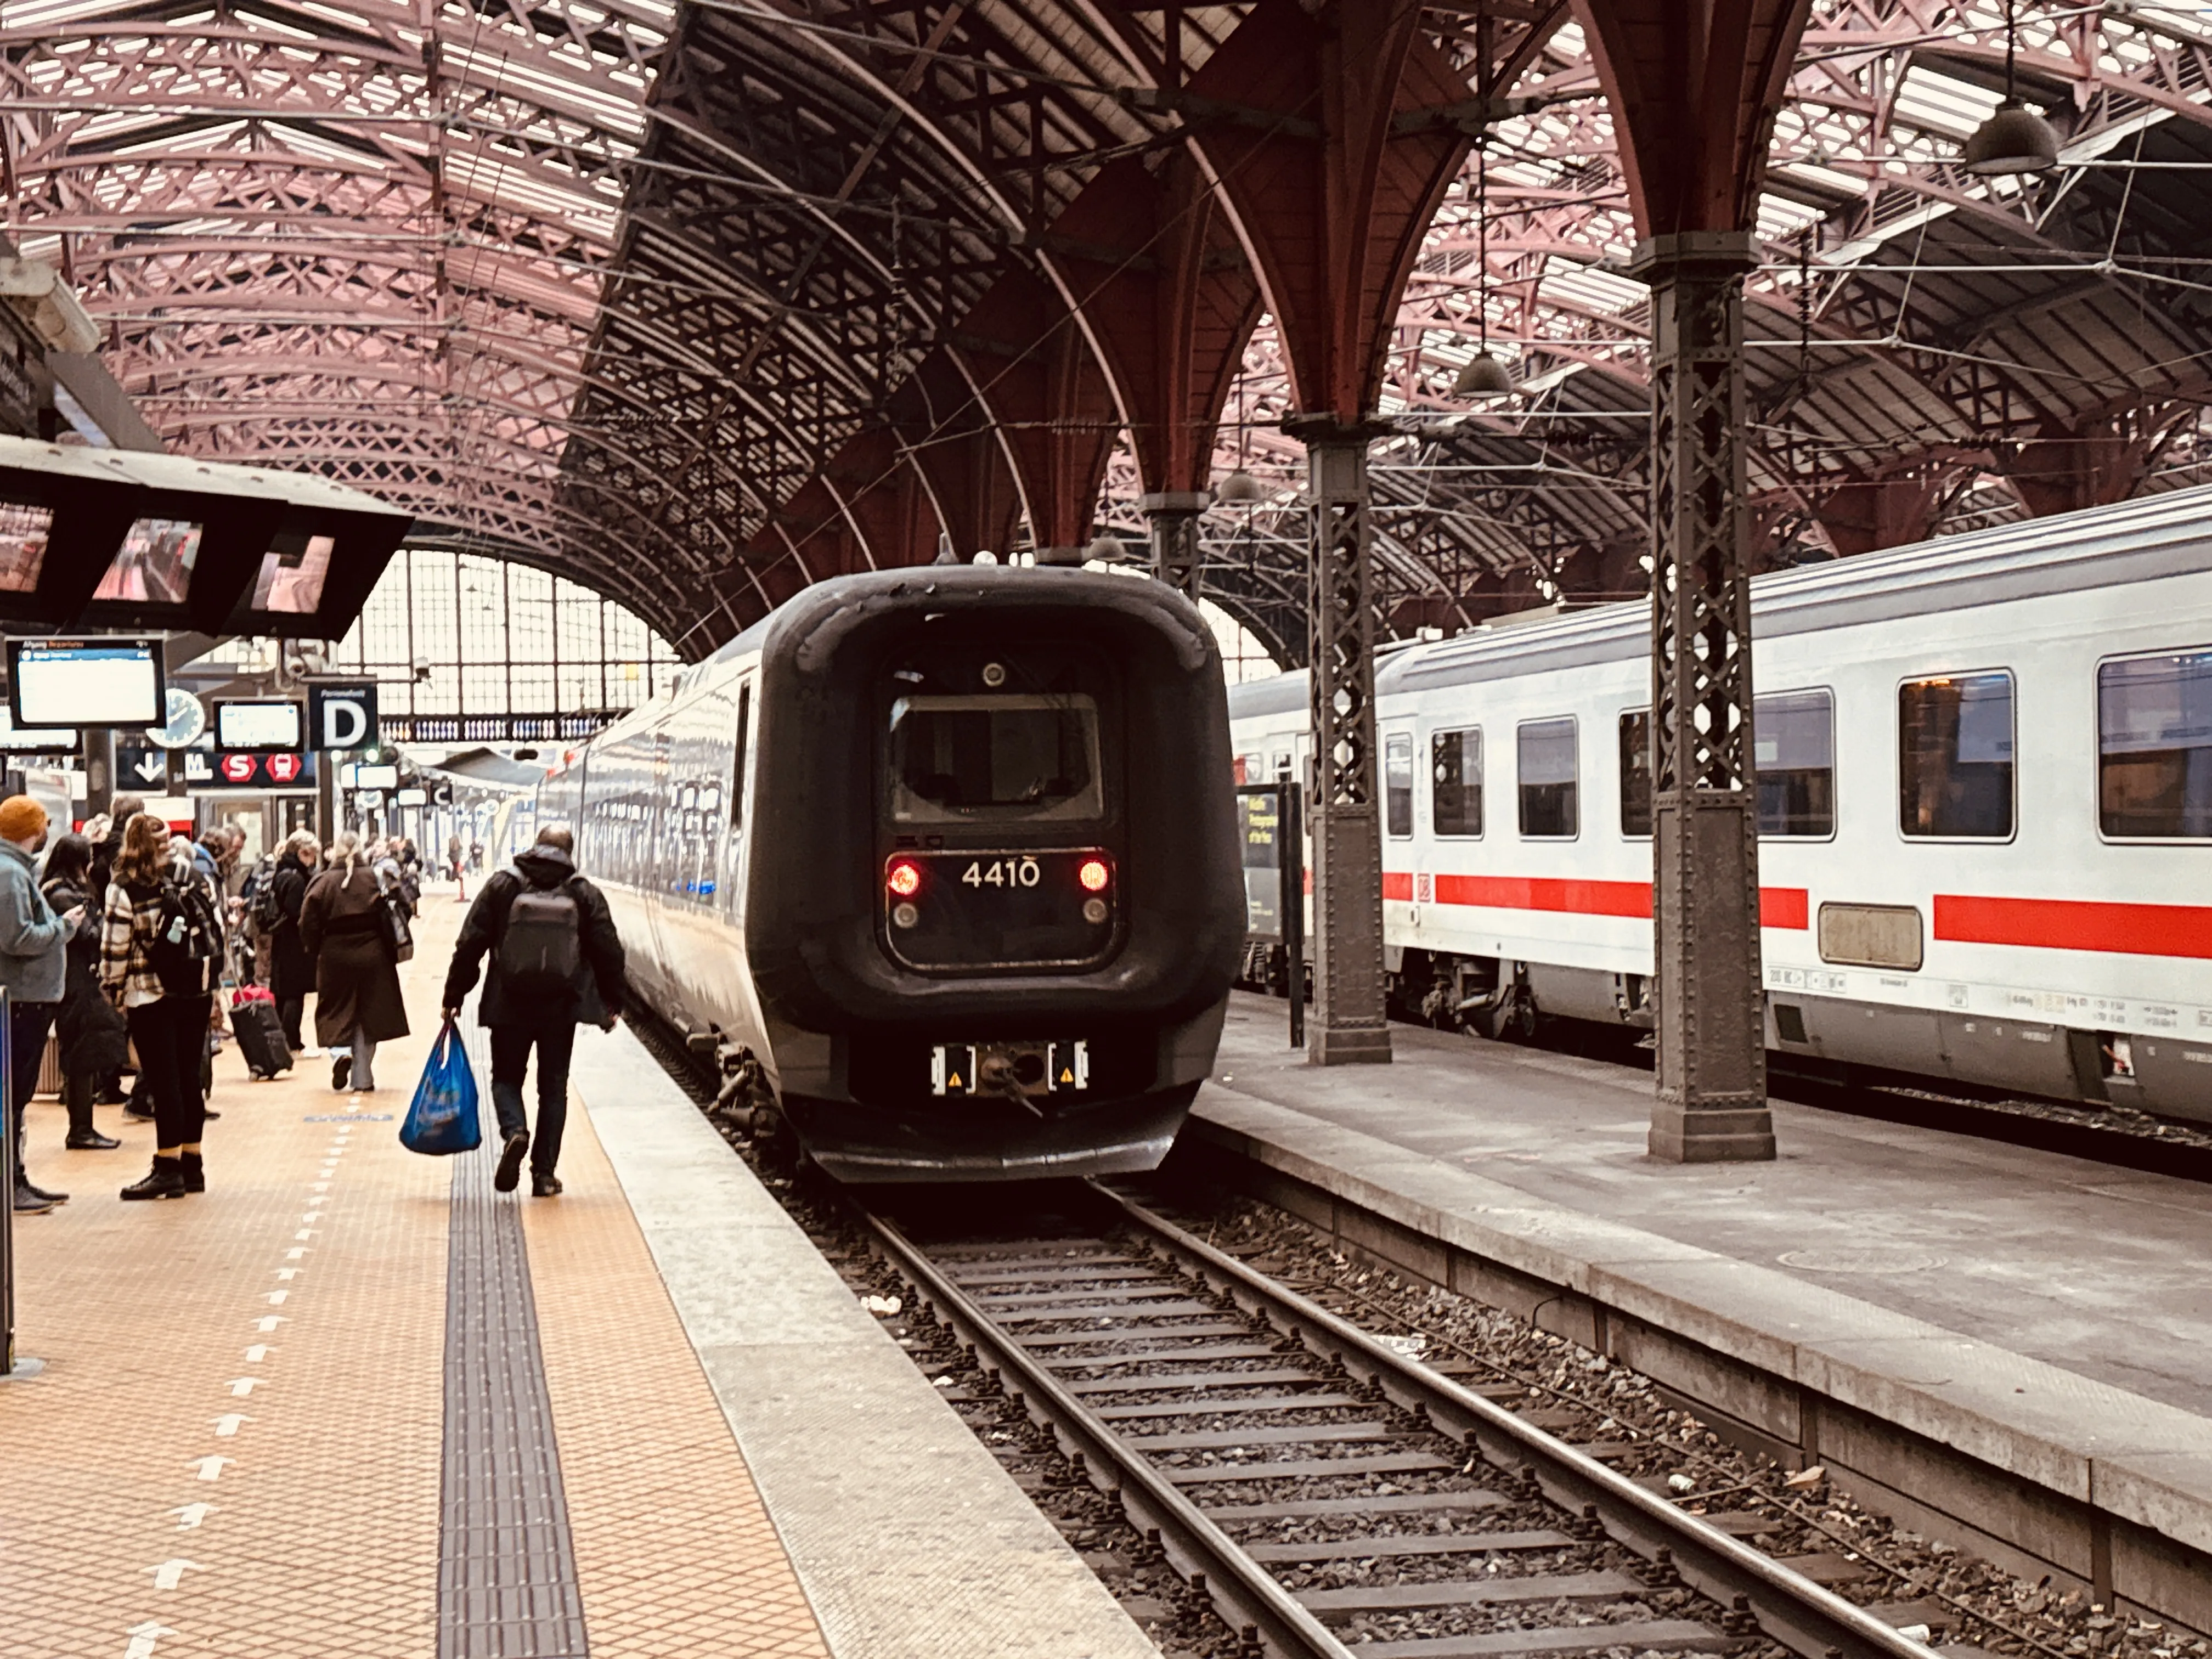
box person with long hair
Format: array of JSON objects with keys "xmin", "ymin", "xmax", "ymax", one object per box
[
  {"xmin": 99, "ymin": 812, "xmax": 218, "ymax": 1200},
  {"xmin": 300, "ymin": 831, "xmax": 409, "ymax": 1091},
  {"xmin": 41, "ymin": 833, "xmax": 126, "ymax": 1153}
]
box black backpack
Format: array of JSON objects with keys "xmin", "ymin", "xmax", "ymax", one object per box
[
  {"xmin": 249, "ymin": 860, "xmax": 284, "ymax": 932},
  {"xmin": 497, "ymin": 880, "xmax": 580, "ymax": 994},
  {"xmin": 149, "ymin": 877, "xmax": 222, "ymax": 996}
]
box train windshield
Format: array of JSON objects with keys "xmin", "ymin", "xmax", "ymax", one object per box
[{"xmin": 889, "ymin": 693, "xmax": 1103, "ymax": 822}]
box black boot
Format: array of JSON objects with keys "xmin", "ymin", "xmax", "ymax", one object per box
[
  {"xmin": 121, "ymin": 1158, "xmax": 188, "ymax": 1201},
  {"xmin": 180, "ymin": 1150, "xmax": 204, "ymax": 1194},
  {"xmin": 14, "ymin": 1116, "xmax": 64, "ymax": 1203},
  {"xmin": 64, "ymin": 1074, "xmax": 120, "ymax": 1150},
  {"xmin": 531, "ymin": 1169, "xmax": 563, "ymax": 1198},
  {"xmin": 494, "ymin": 1130, "xmax": 529, "ymax": 1193}
]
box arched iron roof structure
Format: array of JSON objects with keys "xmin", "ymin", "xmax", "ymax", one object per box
[{"xmin": 8, "ymin": 1, "xmax": 2212, "ymax": 656}]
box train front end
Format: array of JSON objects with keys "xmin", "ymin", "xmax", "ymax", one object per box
[{"xmin": 745, "ymin": 567, "xmax": 1244, "ymax": 1181}]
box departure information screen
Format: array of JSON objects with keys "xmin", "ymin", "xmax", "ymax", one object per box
[{"xmin": 8, "ymin": 637, "xmax": 165, "ymax": 728}]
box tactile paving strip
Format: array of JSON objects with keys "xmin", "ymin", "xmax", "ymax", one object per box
[{"xmin": 436, "ymin": 1122, "xmax": 589, "ymax": 1658}]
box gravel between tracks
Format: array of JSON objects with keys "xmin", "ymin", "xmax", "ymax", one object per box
[{"xmin": 1168, "ymin": 1186, "xmax": 2207, "ymax": 1659}]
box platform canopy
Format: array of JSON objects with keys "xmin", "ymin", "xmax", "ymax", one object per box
[
  {"xmin": 0, "ymin": 434, "xmax": 413, "ymax": 636},
  {"xmin": 7, "ymin": 1, "xmax": 2211, "ymax": 655}
]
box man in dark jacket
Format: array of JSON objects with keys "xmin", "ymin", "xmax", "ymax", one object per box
[{"xmin": 441, "ymin": 826, "xmax": 623, "ymax": 1196}]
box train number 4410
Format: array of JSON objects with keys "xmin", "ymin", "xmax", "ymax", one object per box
[{"xmin": 961, "ymin": 857, "xmax": 1041, "ymax": 889}]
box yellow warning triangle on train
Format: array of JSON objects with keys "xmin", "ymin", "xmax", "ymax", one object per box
[
  {"xmin": 1058, "ymin": 1067, "xmax": 1073, "ymax": 1084},
  {"xmin": 947, "ymin": 1073, "xmax": 962, "ymax": 1089}
]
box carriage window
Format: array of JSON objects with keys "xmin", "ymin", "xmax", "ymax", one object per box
[
  {"xmin": 1383, "ymin": 732, "xmax": 1413, "ymax": 837},
  {"xmin": 889, "ymin": 693, "xmax": 1102, "ymax": 822},
  {"xmin": 1518, "ymin": 718, "xmax": 1578, "ymax": 838},
  {"xmin": 1757, "ymin": 689, "xmax": 1836, "ymax": 837},
  {"xmin": 730, "ymin": 682, "xmax": 751, "ymax": 830},
  {"xmin": 1431, "ymin": 727, "xmax": 1482, "ymax": 837},
  {"xmin": 1618, "ymin": 711, "xmax": 1651, "ymax": 837},
  {"xmin": 1899, "ymin": 672, "xmax": 2013, "ymax": 839},
  {"xmin": 2100, "ymin": 650, "xmax": 2212, "ymax": 839}
]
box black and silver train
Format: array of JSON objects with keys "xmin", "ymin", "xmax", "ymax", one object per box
[{"xmin": 537, "ymin": 567, "xmax": 1245, "ymax": 1181}]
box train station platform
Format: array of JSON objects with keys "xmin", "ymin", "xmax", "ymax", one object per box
[
  {"xmin": 1176, "ymin": 994, "xmax": 2212, "ymax": 1633},
  {"xmin": 0, "ymin": 892, "xmax": 1152, "ymax": 1659}
]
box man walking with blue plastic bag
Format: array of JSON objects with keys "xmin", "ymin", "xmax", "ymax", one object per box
[{"xmin": 439, "ymin": 825, "xmax": 624, "ymax": 1196}]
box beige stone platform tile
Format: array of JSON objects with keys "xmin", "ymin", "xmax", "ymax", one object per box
[
  {"xmin": 523, "ymin": 1093, "xmax": 832, "ymax": 1659},
  {"xmin": 0, "ymin": 893, "xmax": 475, "ymax": 1658}
]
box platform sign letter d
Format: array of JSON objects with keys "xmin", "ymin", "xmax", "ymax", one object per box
[{"xmin": 310, "ymin": 684, "xmax": 377, "ymax": 750}]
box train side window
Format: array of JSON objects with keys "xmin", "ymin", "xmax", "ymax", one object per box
[
  {"xmin": 1899, "ymin": 671, "xmax": 2014, "ymax": 839},
  {"xmin": 1518, "ymin": 718, "xmax": 1578, "ymax": 839},
  {"xmin": 1756, "ymin": 689, "xmax": 1836, "ymax": 837},
  {"xmin": 729, "ymin": 682, "xmax": 751, "ymax": 831},
  {"xmin": 1618, "ymin": 710, "xmax": 1651, "ymax": 837},
  {"xmin": 1431, "ymin": 727, "xmax": 1482, "ymax": 837},
  {"xmin": 2099, "ymin": 648, "xmax": 2212, "ymax": 839},
  {"xmin": 1383, "ymin": 732, "xmax": 1414, "ymax": 836}
]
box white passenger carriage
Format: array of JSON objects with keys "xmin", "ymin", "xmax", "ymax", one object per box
[{"xmin": 1229, "ymin": 489, "xmax": 2212, "ymax": 1122}]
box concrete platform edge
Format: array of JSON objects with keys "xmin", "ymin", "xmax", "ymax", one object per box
[
  {"xmin": 1180, "ymin": 1086, "xmax": 2212, "ymax": 1632},
  {"xmin": 569, "ymin": 1024, "xmax": 1156, "ymax": 1659}
]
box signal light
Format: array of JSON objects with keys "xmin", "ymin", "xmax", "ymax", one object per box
[
  {"xmin": 887, "ymin": 860, "xmax": 922, "ymax": 898},
  {"xmin": 1077, "ymin": 857, "xmax": 1110, "ymax": 893}
]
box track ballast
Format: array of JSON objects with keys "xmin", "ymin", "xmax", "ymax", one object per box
[{"xmin": 862, "ymin": 1182, "xmax": 1934, "ymax": 1659}]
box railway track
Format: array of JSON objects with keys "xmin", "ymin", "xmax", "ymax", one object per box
[{"xmin": 861, "ymin": 1182, "xmax": 1937, "ymax": 1659}]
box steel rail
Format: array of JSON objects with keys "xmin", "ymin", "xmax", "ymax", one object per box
[
  {"xmin": 1091, "ymin": 1183, "xmax": 1939, "ymax": 1659},
  {"xmin": 857, "ymin": 1209, "xmax": 1354, "ymax": 1659}
]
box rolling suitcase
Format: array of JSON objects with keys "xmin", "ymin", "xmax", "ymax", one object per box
[{"xmin": 232, "ymin": 995, "xmax": 294, "ymax": 1079}]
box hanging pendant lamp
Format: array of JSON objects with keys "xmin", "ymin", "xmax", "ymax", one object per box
[
  {"xmin": 1457, "ymin": 142, "xmax": 1514, "ymax": 401},
  {"xmin": 1963, "ymin": 2, "xmax": 2058, "ymax": 176},
  {"xmin": 1216, "ymin": 361, "xmax": 1265, "ymax": 502}
]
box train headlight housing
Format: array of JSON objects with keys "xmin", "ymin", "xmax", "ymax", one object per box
[
  {"xmin": 887, "ymin": 859, "xmax": 922, "ymax": 898},
  {"xmin": 891, "ymin": 901, "xmax": 919, "ymax": 929},
  {"xmin": 1077, "ymin": 857, "xmax": 1110, "ymax": 893}
]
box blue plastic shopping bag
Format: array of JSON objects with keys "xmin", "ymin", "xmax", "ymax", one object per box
[{"xmin": 400, "ymin": 1018, "xmax": 482, "ymax": 1155}]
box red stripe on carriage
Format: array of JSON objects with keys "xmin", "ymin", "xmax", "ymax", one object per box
[
  {"xmin": 1934, "ymin": 895, "xmax": 2212, "ymax": 961},
  {"xmin": 1412, "ymin": 874, "xmax": 1810, "ymax": 930}
]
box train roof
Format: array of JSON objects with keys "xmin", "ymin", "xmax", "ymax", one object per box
[
  {"xmin": 595, "ymin": 562, "xmax": 1218, "ymax": 747},
  {"xmin": 1228, "ymin": 482, "xmax": 2212, "ymax": 716}
]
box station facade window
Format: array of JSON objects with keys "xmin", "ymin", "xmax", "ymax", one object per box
[
  {"xmin": 1431, "ymin": 727, "xmax": 1482, "ymax": 837},
  {"xmin": 323, "ymin": 548, "xmax": 680, "ymax": 721},
  {"xmin": 1517, "ymin": 718, "xmax": 1578, "ymax": 839},
  {"xmin": 2099, "ymin": 648, "xmax": 2212, "ymax": 840},
  {"xmin": 1899, "ymin": 670, "xmax": 2014, "ymax": 839}
]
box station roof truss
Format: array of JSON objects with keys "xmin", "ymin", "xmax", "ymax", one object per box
[{"xmin": 9, "ymin": 0, "xmax": 2212, "ymax": 657}]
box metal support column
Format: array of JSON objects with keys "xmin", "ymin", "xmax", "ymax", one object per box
[
  {"xmin": 1142, "ymin": 491, "xmax": 1209, "ymax": 601},
  {"xmin": 1294, "ymin": 422, "xmax": 1390, "ymax": 1066},
  {"xmin": 1632, "ymin": 232, "xmax": 1775, "ymax": 1162}
]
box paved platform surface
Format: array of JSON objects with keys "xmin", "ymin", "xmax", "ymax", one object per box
[
  {"xmin": 1187, "ymin": 994, "xmax": 2212, "ymax": 1599},
  {"xmin": 1206, "ymin": 994, "xmax": 2211, "ymax": 1414},
  {"xmin": 1, "ymin": 890, "xmax": 1149, "ymax": 1659}
]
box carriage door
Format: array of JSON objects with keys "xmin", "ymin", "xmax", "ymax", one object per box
[{"xmin": 1381, "ymin": 727, "xmax": 1418, "ymax": 932}]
